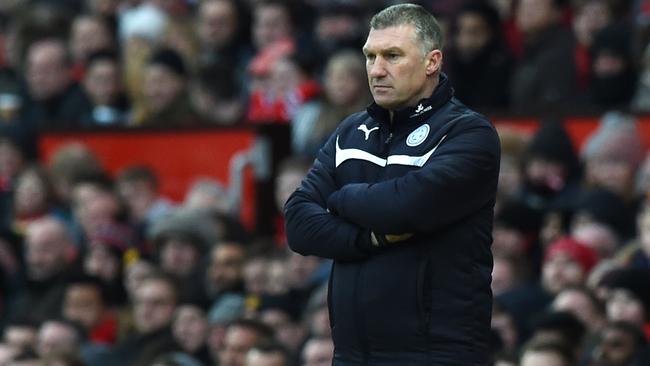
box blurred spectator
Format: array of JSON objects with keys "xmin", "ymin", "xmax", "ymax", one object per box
[
  {"xmin": 2, "ymin": 317, "xmax": 38, "ymax": 353},
  {"xmin": 571, "ymin": 0, "xmax": 612, "ymax": 93},
  {"xmin": 598, "ymin": 268, "xmax": 650, "ymax": 337},
  {"xmin": 582, "ymin": 112, "xmax": 644, "ymax": 203},
  {"xmin": 292, "ymin": 50, "xmax": 370, "ymax": 157},
  {"xmin": 35, "ymin": 319, "xmax": 83, "ymax": 360},
  {"xmin": 543, "ymin": 236, "xmax": 599, "ymax": 296},
  {"xmin": 108, "ymin": 273, "xmax": 180, "ymax": 366},
  {"xmin": 150, "ymin": 352, "xmax": 204, "ymax": 366},
  {"xmin": 492, "ymin": 252, "xmax": 526, "ymax": 296},
  {"xmin": 148, "ymin": 208, "xmax": 219, "ymax": 303},
  {"xmin": 245, "ymin": 341, "xmax": 290, "ymax": 366},
  {"xmin": 519, "ymin": 339, "xmax": 575, "ymax": 366},
  {"xmin": 633, "ymin": 41, "xmax": 650, "ymax": 112},
  {"xmin": 68, "ymin": 13, "xmax": 115, "ymax": 81},
  {"xmin": 312, "ymin": 3, "xmax": 366, "ymax": 66},
  {"xmin": 247, "ymin": 50, "xmax": 320, "ymax": 124},
  {"xmin": 446, "ymin": 1, "xmax": 512, "ymax": 110},
  {"xmin": 78, "ymin": 50, "xmax": 130, "ymax": 127},
  {"xmin": 61, "ymin": 275, "xmax": 118, "ymax": 345},
  {"xmin": 83, "ymin": 222, "xmax": 132, "ymax": 305},
  {"xmin": 191, "ymin": 62, "xmax": 246, "ymax": 125},
  {"xmin": 528, "ymin": 311, "xmax": 586, "ymax": 360},
  {"xmin": 519, "ymin": 121, "xmax": 582, "ymax": 210},
  {"xmin": 47, "ymin": 143, "xmax": 103, "ymax": 209},
  {"xmin": 11, "ymin": 165, "xmax": 58, "ymax": 234},
  {"xmin": 510, "ymin": 0, "xmax": 576, "ymax": 112},
  {"xmin": 8, "ymin": 217, "xmax": 76, "ymax": 323},
  {"xmin": 171, "ymin": 303, "xmax": 212, "ymax": 364},
  {"xmin": 495, "ymin": 128, "xmax": 528, "ymax": 209},
  {"xmin": 586, "ymin": 321, "xmax": 650, "ymax": 366},
  {"xmin": 137, "ymin": 48, "xmax": 202, "ymax": 127},
  {"xmin": 183, "ymin": 178, "xmax": 231, "ymax": 214},
  {"xmin": 584, "ymin": 24, "xmax": 638, "ymax": 109},
  {"xmin": 251, "ymin": 0, "xmax": 294, "ymax": 52},
  {"xmin": 217, "ymin": 318, "xmax": 274, "ymax": 366},
  {"xmin": 196, "ymin": 0, "xmax": 251, "ymax": 88},
  {"xmin": 273, "ymin": 156, "xmax": 311, "ymax": 246},
  {"xmin": 301, "ymin": 336, "xmax": 334, "ymax": 366},
  {"xmin": 22, "ymin": 38, "xmax": 86, "ymax": 129},
  {"xmin": 116, "ymin": 165, "xmax": 174, "ymax": 231},
  {"xmin": 206, "ymin": 242, "xmax": 246, "ymax": 306},
  {"xmin": 617, "ymin": 205, "xmax": 650, "ymax": 269},
  {"xmin": 551, "ymin": 286, "xmax": 606, "ymax": 334},
  {"xmin": 70, "ymin": 174, "xmax": 123, "ymax": 245},
  {"xmin": 491, "ymin": 302, "xmax": 520, "ymax": 356}
]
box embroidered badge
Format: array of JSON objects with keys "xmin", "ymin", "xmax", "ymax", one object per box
[{"xmin": 406, "ymin": 124, "xmax": 430, "ymax": 147}]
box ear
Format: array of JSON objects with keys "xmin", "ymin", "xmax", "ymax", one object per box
[{"xmin": 425, "ymin": 50, "xmax": 443, "ymax": 76}]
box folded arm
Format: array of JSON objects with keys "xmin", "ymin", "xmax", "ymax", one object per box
[{"xmin": 327, "ymin": 124, "xmax": 500, "ymax": 234}]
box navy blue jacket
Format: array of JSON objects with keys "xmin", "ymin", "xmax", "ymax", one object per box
[{"xmin": 285, "ymin": 75, "xmax": 500, "ymax": 365}]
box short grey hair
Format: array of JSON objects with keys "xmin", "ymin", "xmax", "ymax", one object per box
[{"xmin": 369, "ymin": 3, "xmax": 443, "ymax": 55}]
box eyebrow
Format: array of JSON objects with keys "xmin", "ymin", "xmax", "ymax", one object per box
[{"xmin": 362, "ymin": 46, "xmax": 404, "ymax": 55}]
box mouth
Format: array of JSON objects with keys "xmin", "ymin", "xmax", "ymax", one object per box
[{"xmin": 372, "ymin": 85, "xmax": 392, "ymax": 90}]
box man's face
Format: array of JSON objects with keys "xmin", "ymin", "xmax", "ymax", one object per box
[
  {"xmin": 26, "ymin": 41, "xmax": 70, "ymax": 101},
  {"xmin": 198, "ymin": 0, "xmax": 238, "ymax": 49},
  {"xmin": 208, "ymin": 244, "xmax": 244, "ymax": 294},
  {"xmin": 83, "ymin": 60, "xmax": 120, "ymax": 106},
  {"xmin": 363, "ymin": 24, "xmax": 439, "ymax": 110},
  {"xmin": 596, "ymin": 327, "xmax": 636, "ymax": 365},
  {"xmin": 70, "ymin": 17, "xmax": 112, "ymax": 63},
  {"xmin": 219, "ymin": 326, "xmax": 258, "ymax": 366},
  {"xmin": 133, "ymin": 279, "xmax": 176, "ymax": 334},
  {"xmin": 25, "ymin": 221, "xmax": 69, "ymax": 280},
  {"xmin": 36, "ymin": 322, "xmax": 78, "ymax": 359},
  {"xmin": 455, "ymin": 12, "xmax": 491, "ymax": 60},
  {"xmin": 516, "ymin": 0, "xmax": 560, "ymax": 35},
  {"xmin": 252, "ymin": 4, "xmax": 291, "ymax": 50},
  {"xmin": 542, "ymin": 253, "xmax": 585, "ymax": 294},
  {"xmin": 172, "ymin": 305, "xmax": 208, "ymax": 352},
  {"xmin": 520, "ymin": 350, "xmax": 567, "ymax": 366},
  {"xmin": 160, "ymin": 238, "xmax": 199, "ymax": 277},
  {"xmin": 245, "ymin": 349, "xmax": 286, "ymax": 366},
  {"xmin": 302, "ymin": 339, "xmax": 334, "ymax": 366},
  {"xmin": 143, "ymin": 65, "xmax": 184, "ymax": 113},
  {"xmin": 63, "ymin": 284, "xmax": 104, "ymax": 330}
]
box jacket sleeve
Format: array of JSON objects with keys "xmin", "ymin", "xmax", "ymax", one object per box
[
  {"xmin": 284, "ymin": 130, "xmax": 377, "ymax": 261},
  {"xmin": 326, "ymin": 122, "xmax": 500, "ymax": 234}
]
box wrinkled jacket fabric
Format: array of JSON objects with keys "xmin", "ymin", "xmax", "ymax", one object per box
[{"xmin": 285, "ymin": 75, "xmax": 500, "ymax": 365}]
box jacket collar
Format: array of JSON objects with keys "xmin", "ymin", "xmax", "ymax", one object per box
[{"xmin": 366, "ymin": 73, "xmax": 454, "ymax": 126}]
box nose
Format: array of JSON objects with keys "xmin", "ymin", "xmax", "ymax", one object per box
[{"xmin": 368, "ymin": 56, "xmax": 387, "ymax": 78}]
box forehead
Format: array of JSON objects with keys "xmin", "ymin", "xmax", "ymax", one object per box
[{"xmin": 363, "ymin": 24, "xmax": 417, "ymax": 52}]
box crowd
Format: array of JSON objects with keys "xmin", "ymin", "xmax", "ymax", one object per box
[{"xmin": 0, "ymin": 0, "xmax": 649, "ymax": 366}]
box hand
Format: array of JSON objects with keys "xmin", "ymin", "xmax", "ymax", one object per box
[{"xmin": 371, "ymin": 232, "xmax": 414, "ymax": 246}]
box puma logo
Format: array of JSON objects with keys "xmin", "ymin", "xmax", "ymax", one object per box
[{"xmin": 357, "ymin": 124, "xmax": 379, "ymax": 141}]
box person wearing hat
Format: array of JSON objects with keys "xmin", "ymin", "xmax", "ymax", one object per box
[
  {"xmin": 137, "ymin": 48, "xmax": 203, "ymax": 127},
  {"xmin": 598, "ymin": 268, "xmax": 650, "ymax": 340},
  {"xmin": 149, "ymin": 208, "xmax": 220, "ymax": 304}
]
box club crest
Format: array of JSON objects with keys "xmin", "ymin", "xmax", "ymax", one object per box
[{"xmin": 406, "ymin": 124, "xmax": 430, "ymax": 147}]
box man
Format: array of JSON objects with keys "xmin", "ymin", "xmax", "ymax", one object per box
[
  {"xmin": 245, "ymin": 342, "xmax": 290, "ymax": 366},
  {"xmin": 218, "ymin": 319, "xmax": 274, "ymax": 366},
  {"xmin": 8, "ymin": 217, "xmax": 76, "ymax": 322},
  {"xmin": 285, "ymin": 4, "xmax": 500, "ymax": 365},
  {"xmin": 22, "ymin": 38, "xmax": 86, "ymax": 129},
  {"xmin": 36, "ymin": 320, "xmax": 83, "ymax": 359},
  {"xmin": 102, "ymin": 273, "xmax": 180, "ymax": 366}
]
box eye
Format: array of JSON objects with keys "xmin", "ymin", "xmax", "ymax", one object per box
[
  {"xmin": 365, "ymin": 53, "xmax": 376, "ymax": 63},
  {"xmin": 387, "ymin": 52, "xmax": 400, "ymax": 61}
]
